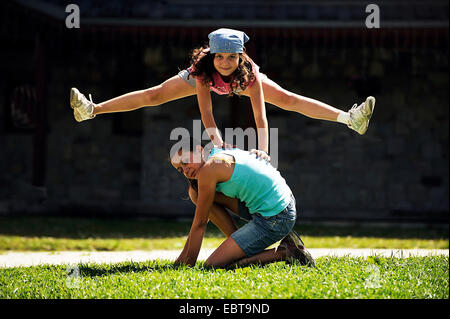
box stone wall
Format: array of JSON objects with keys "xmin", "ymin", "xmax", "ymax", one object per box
[{"xmin": 0, "ymin": 28, "xmax": 448, "ymax": 223}]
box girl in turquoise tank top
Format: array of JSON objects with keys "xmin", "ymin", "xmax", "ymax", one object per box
[{"xmin": 170, "ymin": 137, "xmax": 315, "ymax": 268}]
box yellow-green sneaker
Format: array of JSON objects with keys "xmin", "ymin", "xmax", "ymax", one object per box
[
  {"xmin": 70, "ymin": 87, "xmax": 96, "ymax": 122},
  {"xmin": 348, "ymin": 96, "xmax": 376, "ymax": 135}
]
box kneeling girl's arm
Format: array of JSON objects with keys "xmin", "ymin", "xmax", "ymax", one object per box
[{"xmin": 176, "ymin": 165, "xmax": 218, "ymax": 266}]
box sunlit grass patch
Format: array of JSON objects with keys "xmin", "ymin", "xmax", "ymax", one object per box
[{"xmin": 0, "ymin": 256, "xmax": 448, "ymax": 299}]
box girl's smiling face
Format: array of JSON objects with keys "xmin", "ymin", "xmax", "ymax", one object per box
[{"xmin": 213, "ymin": 52, "xmax": 239, "ymax": 76}]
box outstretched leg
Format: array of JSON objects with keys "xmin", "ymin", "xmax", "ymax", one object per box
[
  {"xmin": 94, "ymin": 75, "xmax": 197, "ymax": 115},
  {"xmin": 260, "ymin": 77, "xmax": 342, "ymax": 122},
  {"xmin": 70, "ymin": 75, "xmax": 196, "ymax": 121},
  {"xmin": 241, "ymin": 77, "xmax": 375, "ymax": 135}
]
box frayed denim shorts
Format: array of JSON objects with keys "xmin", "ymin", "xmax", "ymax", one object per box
[
  {"xmin": 178, "ymin": 69, "xmax": 197, "ymax": 88},
  {"xmin": 230, "ymin": 194, "xmax": 297, "ymax": 257}
]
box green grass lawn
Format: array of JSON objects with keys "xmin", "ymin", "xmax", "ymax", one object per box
[
  {"xmin": 0, "ymin": 217, "xmax": 448, "ymax": 299},
  {"xmin": 0, "ymin": 256, "xmax": 448, "ymax": 299},
  {"xmin": 0, "ymin": 217, "xmax": 448, "ymax": 252}
]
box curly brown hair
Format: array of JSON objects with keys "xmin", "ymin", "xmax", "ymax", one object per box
[{"xmin": 188, "ymin": 45, "xmax": 256, "ymax": 97}]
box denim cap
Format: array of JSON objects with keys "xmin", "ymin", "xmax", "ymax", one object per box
[{"xmin": 208, "ymin": 28, "xmax": 250, "ymax": 54}]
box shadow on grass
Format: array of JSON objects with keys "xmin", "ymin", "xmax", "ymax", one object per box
[
  {"xmin": 0, "ymin": 216, "xmax": 448, "ymax": 240},
  {"xmin": 77, "ymin": 260, "xmax": 277, "ymax": 277},
  {"xmin": 78, "ymin": 261, "xmax": 181, "ymax": 277}
]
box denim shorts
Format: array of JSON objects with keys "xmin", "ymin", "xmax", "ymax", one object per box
[
  {"xmin": 230, "ymin": 194, "xmax": 297, "ymax": 257},
  {"xmin": 178, "ymin": 69, "xmax": 197, "ymax": 88}
]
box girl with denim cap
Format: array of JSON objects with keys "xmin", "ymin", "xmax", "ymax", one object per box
[
  {"xmin": 70, "ymin": 28, "xmax": 375, "ymax": 160},
  {"xmin": 169, "ymin": 137, "xmax": 315, "ymax": 268}
]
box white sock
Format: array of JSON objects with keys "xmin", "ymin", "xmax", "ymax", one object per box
[{"xmin": 337, "ymin": 111, "xmax": 350, "ymax": 125}]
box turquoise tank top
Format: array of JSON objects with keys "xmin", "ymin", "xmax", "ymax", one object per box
[{"xmin": 208, "ymin": 148, "xmax": 292, "ymax": 217}]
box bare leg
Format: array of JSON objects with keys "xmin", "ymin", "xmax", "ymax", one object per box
[
  {"xmin": 205, "ymin": 238, "xmax": 287, "ymax": 268},
  {"xmin": 93, "ymin": 75, "xmax": 196, "ymax": 115},
  {"xmin": 205, "ymin": 236, "xmax": 247, "ymax": 267},
  {"xmin": 235, "ymin": 247, "xmax": 286, "ymax": 267},
  {"xmin": 189, "ymin": 187, "xmax": 288, "ymax": 268},
  {"xmin": 241, "ymin": 77, "xmax": 342, "ymax": 122}
]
